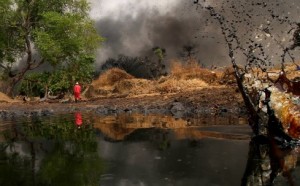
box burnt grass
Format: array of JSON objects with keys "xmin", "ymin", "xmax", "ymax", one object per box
[{"xmin": 0, "ymin": 86, "xmax": 247, "ymax": 120}]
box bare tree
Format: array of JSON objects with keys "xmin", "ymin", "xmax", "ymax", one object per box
[{"xmin": 193, "ymin": 0, "xmax": 300, "ymax": 140}]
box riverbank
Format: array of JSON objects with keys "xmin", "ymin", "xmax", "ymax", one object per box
[
  {"xmin": 0, "ymin": 63, "xmax": 249, "ymax": 121},
  {"xmin": 0, "ymin": 86, "xmax": 246, "ymax": 120}
]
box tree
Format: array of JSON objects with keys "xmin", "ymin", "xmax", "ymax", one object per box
[
  {"xmin": 180, "ymin": 44, "xmax": 198, "ymax": 62},
  {"xmin": 193, "ymin": 1, "xmax": 300, "ymax": 138},
  {"xmin": 0, "ymin": 0, "xmax": 103, "ymax": 96},
  {"xmin": 19, "ymin": 55, "xmax": 95, "ymax": 98},
  {"xmin": 152, "ymin": 46, "xmax": 167, "ymax": 78}
]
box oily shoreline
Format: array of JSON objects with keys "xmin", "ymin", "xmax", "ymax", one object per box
[{"xmin": 0, "ymin": 87, "xmax": 247, "ymax": 120}]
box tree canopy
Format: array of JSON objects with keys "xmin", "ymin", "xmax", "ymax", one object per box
[{"xmin": 0, "ymin": 0, "xmax": 104, "ymax": 96}]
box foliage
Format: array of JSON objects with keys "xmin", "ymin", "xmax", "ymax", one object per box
[
  {"xmin": 0, "ymin": 0, "xmax": 24, "ymax": 72},
  {"xmin": 151, "ymin": 47, "xmax": 167, "ymax": 77},
  {"xmin": 33, "ymin": 11, "xmax": 100, "ymax": 66},
  {"xmin": 0, "ymin": 0, "xmax": 103, "ymax": 96},
  {"xmin": 19, "ymin": 72, "xmax": 49, "ymax": 97},
  {"xmin": 152, "ymin": 47, "xmax": 165, "ymax": 61},
  {"xmin": 19, "ymin": 55, "xmax": 95, "ymax": 97}
]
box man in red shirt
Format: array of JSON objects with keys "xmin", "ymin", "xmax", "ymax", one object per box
[{"xmin": 73, "ymin": 82, "xmax": 81, "ymax": 102}]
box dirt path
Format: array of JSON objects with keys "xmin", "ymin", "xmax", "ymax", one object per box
[{"xmin": 0, "ymin": 87, "xmax": 246, "ymax": 119}]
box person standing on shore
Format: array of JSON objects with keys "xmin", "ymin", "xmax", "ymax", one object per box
[{"xmin": 73, "ymin": 82, "xmax": 81, "ymax": 102}]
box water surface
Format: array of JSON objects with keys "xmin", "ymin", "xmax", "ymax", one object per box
[{"xmin": 0, "ymin": 113, "xmax": 299, "ymax": 186}]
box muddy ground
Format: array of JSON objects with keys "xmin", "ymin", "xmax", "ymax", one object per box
[{"xmin": 0, "ymin": 86, "xmax": 247, "ymax": 120}]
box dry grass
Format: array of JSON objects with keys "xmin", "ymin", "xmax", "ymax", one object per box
[
  {"xmin": 90, "ymin": 61, "xmax": 225, "ymax": 97},
  {"xmin": 153, "ymin": 60, "xmax": 222, "ymax": 93},
  {"xmin": 87, "ymin": 68, "xmax": 135, "ymax": 97},
  {"xmin": 156, "ymin": 77, "xmax": 208, "ymax": 93},
  {"xmin": 0, "ymin": 92, "xmax": 17, "ymax": 103},
  {"xmin": 283, "ymin": 63, "xmax": 300, "ymax": 80},
  {"xmin": 219, "ymin": 66, "xmax": 237, "ymax": 85},
  {"xmin": 169, "ymin": 60, "xmax": 220, "ymax": 84},
  {"xmin": 2, "ymin": 61, "xmax": 242, "ymax": 101},
  {"xmin": 114, "ymin": 79, "xmax": 155, "ymax": 95},
  {"xmin": 247, "ymin": 62, "xmax": 300, "ymax": 81},
  {"xmin": 92, "ymin": 68, "xmax": 134, "ymax": 87},
  {"xmin": 90, "ymin": 68, "xmax": 155, "ymax": 97}
]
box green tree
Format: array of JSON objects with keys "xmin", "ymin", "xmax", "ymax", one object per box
[
  {"xmin": 151, "ymin": 47, "xmax": 166, "ymax": 78},
  {"xmin": 0, "ymin": 0, "xmax": 103, "ymax": 96},
  {"xmin": 20, "ymin": 55, "xmax": 95, "ymax": 97},
  {"xmin": 153, "ymin": 47, "xmax": 165, "ymax": 63}
]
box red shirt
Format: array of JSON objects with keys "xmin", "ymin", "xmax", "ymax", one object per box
[{"xmin": 73, "ymin": 84, "xmax": 81, "ymax": 93}]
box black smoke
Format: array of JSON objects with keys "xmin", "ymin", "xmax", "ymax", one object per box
[
  {"xmin": 193, "ymin": 0, "xmax": 300, "ymax": 68},
  {"xmin": 90, "ymin": 0, "xmax": 300, "ymax": 72},
  {"xmin": 91, "ymin": 0, "xmax": 226, "ymax": 70}
]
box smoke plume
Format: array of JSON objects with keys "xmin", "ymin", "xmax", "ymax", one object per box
[{"xmin": 89, "ymin": 0, "xmax": 300, "ymax": 69}]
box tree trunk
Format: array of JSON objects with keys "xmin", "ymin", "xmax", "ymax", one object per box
[{"xmin": 6, "ymin": 76, "xmax": 22, "ymax": 97}]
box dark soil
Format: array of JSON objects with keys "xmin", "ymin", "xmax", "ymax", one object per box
[{"xmin": 0, "ymin": 87, "xmax": 247, "ymax": 119}]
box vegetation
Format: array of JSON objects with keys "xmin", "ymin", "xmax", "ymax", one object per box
[
  {"xmin": 101, "ymin": 47, "xmax": 167, "ymax": 80},
  {"xmin": 0, "ymin": 0, "xmax": 103, "ymax": 96},
  {"xmin": 101, "ymin": 55, "xmax": 153, "ymax": 78},
  {"xmin": 152, "ymin": 47, "xmax": 167, "ymax": 78}
]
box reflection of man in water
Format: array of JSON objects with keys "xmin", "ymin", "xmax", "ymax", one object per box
[{"xmin": 75, "ymin": 112, "xmax": 83, "ymax": 128}]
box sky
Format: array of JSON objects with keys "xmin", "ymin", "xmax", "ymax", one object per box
[{"xmin": 88, "ymin": 0, "xmax": 300, "ymax": 69}]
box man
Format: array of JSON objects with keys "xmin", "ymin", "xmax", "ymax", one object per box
[{"xmin": 73, "ymin": 82, "xmax": 81, "ymax": 102}]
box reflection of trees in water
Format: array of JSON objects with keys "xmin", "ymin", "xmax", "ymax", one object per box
[
  {"xmin": 242, "ymin": 136, "xmax": 299, "ymax": 186},
  {"xmin": 150, "ymin": 130, "xmax": 171, "ymax": 151},
  {"xmin": 0, "ymin": 115, "xmax": 104, "ymax": 186},
  {"xmin": 124, "ymin": 128, "xmax": 171, "ymax": 151}
]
